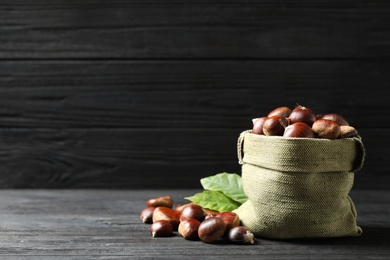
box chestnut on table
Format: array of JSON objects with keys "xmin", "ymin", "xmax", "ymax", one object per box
[{"xmin": 0, "ymin": 189, "xmax": 389, "ymax": 259}]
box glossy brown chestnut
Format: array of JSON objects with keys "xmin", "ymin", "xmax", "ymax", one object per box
[
  {"xmin": 227, "ymin": 226, "xmax": 255, "ymax": 245},
  {"xmin": 215, "ymin": 212, "xmax": 240, "ymax": 232},
  {"xmin": 312, "ymin": 119, "xmax": 341, "ymax": 139},
  {"xmin": 263, "ymin": 116, "xmax": 288, "ymax": 136},
  {"xmin": 283, "ymin": 122, "xmax": 315, "ymax": 138},
  {"xmin": 152, "ymin": 206, "xmax": 180, "ymax": 230},
  {"xmin": 150, "ymin": 220, "xmax": 173, "ymax": 237},
  {"xmin": 289, "ymin": 105, "xmax": 316, "ymax": 126},
  {"xmin": 178, "ymin": 218, "xmax": 201, "ymax": 240},
  {"xmin": 139, "ymin": 206, "xmax": 156, "ymax": 224},
  {"xmin": 267, "ymin": 106, "xmax": 292, "ymax": 118},
  {"xmin": 175, "ymin": 202, "xmax": 195, "ymax": 215},
  {"xmin": 252, "ymin": 116, "xmax": 268, "ymax": 135},
  {"xmin": 322, "ymin": 113, "xmax": 349, "ymax": 126},
  {"xmin": 198, "ymin": 217, "xmax": 226, "ymax": 243},
  {"xmin": 147, "ymin": 195, "xmax": 174, "ymax": 208},
  {"xmin": 179, "ymin": 204, "xmax": 206, "ymax": 222}
]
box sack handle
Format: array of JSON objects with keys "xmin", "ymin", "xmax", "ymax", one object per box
[
  {"xmin": 237, "ymin": 130, "xmax": 251, "ymax": 164},
  {"xmin": 352, "ymin": 136, "xmax": 366, "ymax": 172}
]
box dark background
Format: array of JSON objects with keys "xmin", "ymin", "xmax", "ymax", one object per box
[{"xmin": 0, "ymin": 1, "xmax": 389, "ymax": 190}]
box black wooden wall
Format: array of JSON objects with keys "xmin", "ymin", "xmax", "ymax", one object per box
[{"xmin": 0, "ymin": 1, "xmax": 389, "ymax": 189}]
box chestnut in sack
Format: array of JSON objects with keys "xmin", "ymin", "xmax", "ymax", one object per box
[{"xmin": 235, "ymin": 130, "xmax": 366, "ymax": 239}]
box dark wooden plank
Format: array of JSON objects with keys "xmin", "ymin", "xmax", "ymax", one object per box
[
  {"xmin": 0, "ymin": 60, "xmax": 388, "ymax": 129},
  {"xmin": 1, "ymin": 0, "xmax": 389, "ymax": 192},
  {"xmin": 0, "ymin": 189, "xmax": 389, "ymax": 259},
  {"xmin": 0, "ymin": 128, "xmax": 386, "ymax": 189},
  {"xmin": 1, "ymin": 1, "xmax": 389, "ymax": 59},
  {"xmin": 0, "ymin": 128, "xmax": 241, "ymax": 189}
]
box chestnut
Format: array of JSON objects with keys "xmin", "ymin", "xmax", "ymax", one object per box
[
  {"xmin": 339, "ymin": 125, "xmax": 359, "ymax": 138},
  {"xmin": 204, "ymin": 208, "xmax": 220, "ymax": 219},
  {"xmin": 198, "ymin": 217, "xmax": 226, "ymax": 243},
  {"xmin": 227, "ymin": 226, "xmax": 255, "ymax": 245},
  {"xmin": 322, "ymin": 113, "xmax": 349, "ymax": 126},
  {"xmin": 175, "ymin": 202, "xmax": 195, "ymax": 215},
  {"xmin": 283, "ymin": 122, "xmax": 315, "ymax": 138},
  {"xmin": 150, "ymin": 220, "xmax": 173, "ymax": 237},
  {"xmin": 252, "ymin": 116, "xmax": 268, "ymax": 135},
  {"xmin": 267, "ymin": 106, "xmax": 292, "ymax": 118},
  {"xmin": 179, "ymin": 204, "xmax": 206, "ymax": 222},
  {"xmin": 147, "ymin": 195, "xmax": 174, "ymax": 208},
  {"xmin": 139, "ymin": 206, "xmax": 156, "ymax": 224},
  {"xmin": 263, "ymin": 116, "xmax": 288, "ymax": 136},
  {"xmin": 215, "ymin": 212, "xmax": 240, "ymax": 232},
  {"xmin": 312, "ymin": 119, "xmax": 341, "ymax": 139},
  {"xmin": 178, "ymin": 218, "xmax": 201, "ymax": 240},
  {"xmin": 289, "ymin": 104, "xmax": 316, "ymax": 126},
  {"xmin": 152, "ymin": 206, "xmax": 180, "ymax": 230}
]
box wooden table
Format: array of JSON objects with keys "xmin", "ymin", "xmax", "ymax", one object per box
[{"xmin": 0, "ymin": 189, "xmax": 389, "ymax": 259}]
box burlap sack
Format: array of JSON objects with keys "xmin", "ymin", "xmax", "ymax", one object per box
[{"xmin": 234, "ymin": 130, "xmax": 366, "ymax": 239}]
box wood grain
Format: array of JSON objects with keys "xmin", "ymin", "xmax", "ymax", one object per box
[
  {"xmin": 0, "ymin": 189, "xmax": 389, "ymax": 259},
  {"xmin": 0, "ymin": 60, "xmax": 388, "ymax": 128},
  {"xmin": 0, "ymin": 1, "xmax": 389, "ymax": 189},
  {"xmin": 0, "ymin": 128, "xmax": 240, "ymax": 189},
  {"xmin": 0, "ymin": 1, "xmax": 389, "ymax": 59},
  {"xmin": 0, "ymin": 128, "xmax": 386, "ymax": 189}
]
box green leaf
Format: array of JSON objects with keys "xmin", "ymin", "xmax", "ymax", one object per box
[
  {"xmin": 185, "ymin": 190, "xmax": 241, "ymax": 212},
  {"xmin": 200, "ymin": 172, "xmax": 248, "ymax": 204}
]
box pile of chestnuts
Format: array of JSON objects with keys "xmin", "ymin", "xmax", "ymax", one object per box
[
  {"xmin": 139, "ymin": 195, "xmax": 255, "ymax": 245},
  {"xmin": 252, "ymin": 104, "xmax": 359, "ymax": 139}
]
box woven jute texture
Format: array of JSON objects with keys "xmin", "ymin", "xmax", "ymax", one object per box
[{"xmin": 234, "ymin": 130, "xmax": 366, "ymax": 239}]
